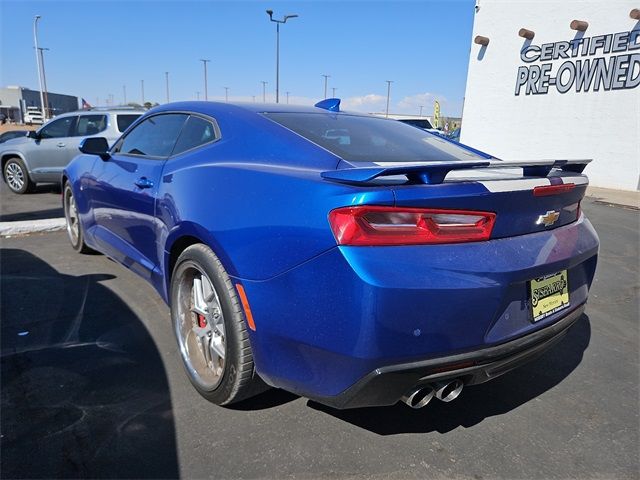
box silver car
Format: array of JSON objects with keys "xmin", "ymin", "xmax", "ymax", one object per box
[{"xmin": 1, "ymin": 108, "xmax": 143, "ymax": 193}]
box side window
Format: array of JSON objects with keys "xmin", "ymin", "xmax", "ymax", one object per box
[
  {"xmin": 39, "ymin": 116, "xmax": 76, "ymax": 139},
  {"xmin": 172, "ymin": 115, "xmax": 218, "ymax": 155},
  {"xmin": 116, "ymin": 114, "xmax": 188, "ymax": 158},
  {"xmin": 116, "ymin": 114, "xmax": 142, "ymax": 133},
  {"xmin": 75, "ymin": 115, "xmax": 107, "ymax": 136}
]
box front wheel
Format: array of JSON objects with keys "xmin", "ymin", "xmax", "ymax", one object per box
[
  {"xmin": 63, "ymin": 181, "xmax": 92, "ymax": 253},
  {"xmin": 3, "ymin": 157, "xmax": 35, "ymax": 194},
  {"xmin": 170, "ymin": 244, "xmax": 266, "ymax": 405}
]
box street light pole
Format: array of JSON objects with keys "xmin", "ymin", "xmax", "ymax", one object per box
[
  {"xmin": 123, "ymin": 85, "xmax": 127, "ymax": 105},
  {"xmin": 141, "ymin": 80, "xmax": 145, "ymax": 104},
  {"xmin": 196, "ymin": 91, "xmax": 200, "ymax": 100},
  {"xmin": 33, "ymin": 15, "xmax": 46, "ymax": 120},
  {"xmin": 223, "ymin": 87, "xmax": 229, "ymax": 102},
  {"xmin": 261, "ymin": 81, "xmax": 268, "ymax": 103},
  {"xmin": 321, "ymin": 74, "xmax": 330, "ymax": 99},
  {"xmin": 419, "ymin": 105, "xmax": 424, "ymax": 116},
  {"xmin": 38, "ymin": 47, "xmax": 50, "ymax": 118},
  {"xmin": 165, "ymin": 71, "xmax": 170, "ymax": 103},
  {"xmin": 331, "ymin": 87, "xmax": 337, "ymax": 98},
  {"xmin": 200, "ymin": 59, "xmax": 211, "ymax": 100},
  {"xmin": 286, "ymin": 91, "xmax": 290, "ymax": 104},
  {"xmin": 385, "ymin": 80, "xmax": 393, "ymax": 118},
  {"xmin": 266, "ymin": 9, "xmax": 298, "ymax": 103}
]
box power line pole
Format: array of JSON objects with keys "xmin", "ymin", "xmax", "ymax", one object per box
[
  {"xmin": 261, "ymin": 81, "xmax": 268, "ymax": 103},
  {"xmin": 200, "ymin": 59, "xmax": 211, "ymax": 100},
  {"xmin": 33, "ymin": 15, "xmax": 46, "ymax": 120},
  {"xmin": 321, "ymin": 74, "xmax": 330, "ymax": 99},
  {"xmin": 385, "ymin": 80, "xmax": 393, "ymax": 118}
]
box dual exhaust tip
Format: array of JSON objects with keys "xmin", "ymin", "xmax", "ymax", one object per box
[{"xmin": 401, "ymin": 379, "xmax": 464, "ymax": 409}]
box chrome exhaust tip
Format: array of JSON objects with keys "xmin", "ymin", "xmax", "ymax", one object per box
[
  {"xmin": 401, "ymin": 385, "xmax": 435, "ymax": 409},
  {"xmin": 433, "ymin": 379, "xmax": 464, "ymax": 402}
]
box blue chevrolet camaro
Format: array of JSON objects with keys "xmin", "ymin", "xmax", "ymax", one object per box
[{"xmin": 63, "ymin": 100, "xmax": 599, "ymax": 409}]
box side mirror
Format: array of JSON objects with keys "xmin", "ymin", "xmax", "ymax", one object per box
[
  {"xmin": 79, "ymin": 137, "xmax": 110, "ymax": 160},
  {"xmin": 27, "ymin": 130, "xmax": 40, "ymax": 140}
]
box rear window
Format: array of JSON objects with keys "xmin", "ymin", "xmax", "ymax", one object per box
[
  {"xmin": 75, "ymin": 114, "xmax": 107, "ymax": 136},
  {"xmin": 264, "ymin": 113, "xmax": 482, "ymax": 163},
  {"xmin": 116, "ymin": 114, "xmax": 142, "ymax": 132}
]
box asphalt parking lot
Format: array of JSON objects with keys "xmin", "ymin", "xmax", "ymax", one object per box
[
  {"xmin": 0, "ymin": 198, "xmax": 638, "ymax": 479},
  {"xmin": 0, "ymin": 178, "xmax": 62, "ymax": 222}
]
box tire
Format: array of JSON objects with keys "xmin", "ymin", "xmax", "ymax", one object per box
[
  {"xmin": 170, "ymin": 244, "xmax": 266, "ymax": 405},
  {"xmin": 63, "ymin": 181, "xmax": 93, "ymax": 253},
  {"xmin": 3, "ymin": 157, "xmax": 35, "ymax": 194}
]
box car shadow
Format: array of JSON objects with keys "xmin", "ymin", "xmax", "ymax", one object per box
[
  {"xmin": 0, "ymin": 207, "xmax": 64, "ymax": 222},
  {"xmin": 309, "ymin": 314, "xmax": 591, "ymax": 435},
  {"xmin": 0, "ymin": 249, "xmax": 179, "ymax": 478}
]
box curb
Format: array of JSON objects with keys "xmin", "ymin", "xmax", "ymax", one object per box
[{"xmin": 0, "ymin": 218, "xmax": 66, "ymax": 237}]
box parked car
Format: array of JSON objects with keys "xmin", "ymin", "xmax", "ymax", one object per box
[
  {"xmin": 63, "ymin": 100, "xmax": 599, "ymax": 409},
  {"xmin": 376, "ymin": 114, "xmax": 441, "ymax": 134},
  {"xmin": 23, "ymin": 106, "xmax": 44, "ymax": 125},
  {"xmin": 0, "ymin": 130, "xmax": 29, "ymax": 144},
  {"xmin": 1, "ymin": 108, "xmax": 143, "ymax": 193}
]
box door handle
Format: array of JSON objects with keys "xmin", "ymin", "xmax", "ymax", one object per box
[
  {"xmin": 57, "ymin": 142, "xmax": 66, "ymax": 147},
  {"xmin": 134, "ymin": 177, "xmax": 154, "ymax": 189}
]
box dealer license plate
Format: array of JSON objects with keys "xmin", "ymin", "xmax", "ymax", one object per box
[{"xmin": 530, "ymin": 270, "xmax": 570, "ymax": 322}]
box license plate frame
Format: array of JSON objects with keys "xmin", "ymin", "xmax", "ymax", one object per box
[{"xmin": 530, "ymin": 270, "xmax": 570, "ymax": 322}]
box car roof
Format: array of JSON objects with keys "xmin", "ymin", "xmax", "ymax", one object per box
[{"xmin": 148, "ymin": 101, "xmax": 373, "ymax": 118}]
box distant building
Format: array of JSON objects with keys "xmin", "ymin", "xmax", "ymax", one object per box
[
  {"xmin": 462, "ymin": 0, "xmax": 639, "ymax": 191},
  {"xmin": 0, "ymin": 86, "xmax": 80, "ymax": 124}
]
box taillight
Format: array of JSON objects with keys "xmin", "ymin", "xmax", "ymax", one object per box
[{"xmin": 328, "ymin": 206, "xmax": 496, "ymax": 246}]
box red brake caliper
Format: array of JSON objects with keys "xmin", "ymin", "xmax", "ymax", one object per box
[{"xmin": 197, "ymin": 314, "xmax": 207, "ymax": 328}]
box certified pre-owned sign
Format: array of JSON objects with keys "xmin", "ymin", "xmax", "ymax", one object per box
[{"xmin": 515, "ymin": 31, "xmax": 640, "ymax": 95}]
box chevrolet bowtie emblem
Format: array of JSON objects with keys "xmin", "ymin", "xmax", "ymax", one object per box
[{"xmin": 537, "ymin": 210, "xmax": 560, "ymax": 227}]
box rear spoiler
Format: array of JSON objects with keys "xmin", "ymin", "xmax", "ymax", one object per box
[{"xmin": 321, "ymin": 159, "xmax": 592, "ymax": 185}]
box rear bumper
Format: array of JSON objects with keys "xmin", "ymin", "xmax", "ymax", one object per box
[
  {"xmin": 242, "ymin": 215, "xmax": 598, "ymax": 406},
  {"xmin": 310, "ymin": 304, "xmax": 585, "ymax": 409}
]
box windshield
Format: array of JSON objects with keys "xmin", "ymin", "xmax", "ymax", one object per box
[{"xmin": 264, "ymin": 113, "xmax": 482, "ymax": 163}]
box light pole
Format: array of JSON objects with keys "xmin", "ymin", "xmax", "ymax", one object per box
[
  {"xmin": 223, "ymin": 87, "xmax": 229, "ymax": 102},
  {"xmin": 165, "ymin": 71, "xmax": 170, "ymax": 103},
  {"xmin": 419, "ymin": 105, "xmax": 424, "ymax": 116},
  {"xmin": 385, "ymin": 80, "xmax": 393, "ymax": 117},
  {"xmin": 33, "ymin": 15, "xmax": 46, "ymax": 120},
  {"xmin": 252, "ymin": 95, "xmax": 256, "ymax": 102},
  {"xmin": 266, "ymin": 9, "xmax": 298, "ymax": 103},
  {"xmin": 196, "ymin": 91, "xmax": 200, "ymax": 100},
  {"xmin": 286, "ymin": 91, "xmax": 290, "ymax": 104},
  {"xmin": 37, "ymin": 47, "xmax": 50, "ymax": 117},
  {"xmin": 322, "ymin": 74, "xmax": 330, "ymax": 99},
  {"xmin": 200, "ymin": 59, "xmax": 211, "ymax": 100},
  {"xmin": 331, "ymin": 87, "xmax": 337, "ymax": 98},
  {"xmin": 141, "ymin": 79, "xmax": 145, "ymax": 104},
  {"xmin": 261, "ymin": 81, "xmax": 268, "ymax": 103},
  {"xmin": 123, "ymin": 85, "xmax": 127, "ymax": 105}
]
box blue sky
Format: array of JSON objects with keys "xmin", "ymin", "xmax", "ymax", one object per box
[{"xmin": 1, "ymin": 0, "xmax": 475, "ymax": 116}]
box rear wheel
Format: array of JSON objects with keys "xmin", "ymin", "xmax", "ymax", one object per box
[
  {"xmin": 63, "ymin": 181, "xmax": 92, "ymax": 253},
  {"xmin": 170, "ymin": 244, "xmax": 266, "ymax": 405},
  {"xmin": 3, "ymin": 157, "xmax": 35, "ymax": 194}
]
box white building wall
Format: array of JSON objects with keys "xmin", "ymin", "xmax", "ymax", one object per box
[{"xmin": 461, "ymin": 0, "xmax": 640, "ymax": 191}]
